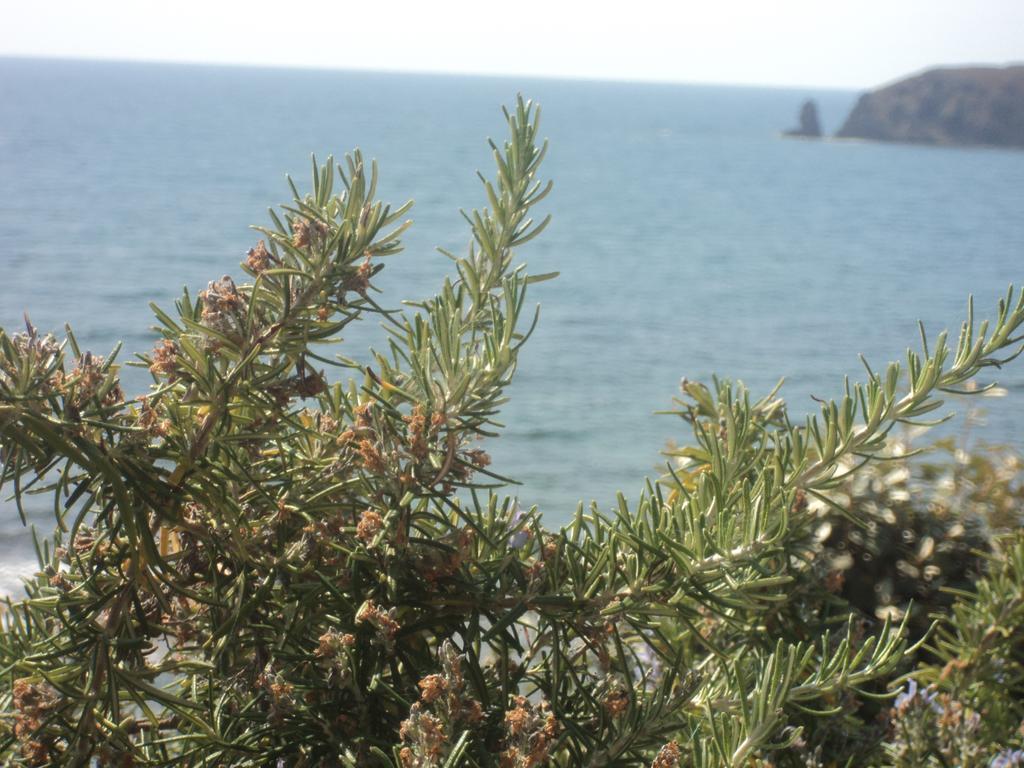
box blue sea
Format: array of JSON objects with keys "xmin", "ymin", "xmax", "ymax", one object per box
[{"xmin": 1, "ymin": 58, "xmax": 1023, "ymax": 595}]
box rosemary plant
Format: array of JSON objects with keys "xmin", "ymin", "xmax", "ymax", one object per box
[
  {"xmin": 0, "ymin": 96, "xmax": 1022, "ymax": 766},
  {"xmin": 882, "ymin": 531, "xmax": 1024, "ymax": 766}
]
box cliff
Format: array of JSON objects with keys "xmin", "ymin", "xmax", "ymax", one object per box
[{"xmin": 836, "ymin": 65, "xmax": 1024, "ymax": 149}]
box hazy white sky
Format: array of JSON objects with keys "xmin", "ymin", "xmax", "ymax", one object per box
[{"xmin": 1, "ymin": 0, "xmax": 1022, "ymax": 89}]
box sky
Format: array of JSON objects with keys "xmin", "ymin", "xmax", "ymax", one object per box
[{"xmin": 1, "ymin": 0, "xmax": 1023, "ymax": 90}]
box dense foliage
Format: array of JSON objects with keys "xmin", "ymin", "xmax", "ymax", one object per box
[{"xmin": 1, "ymin": 97, "xmax": 1023, "ymax": 766}]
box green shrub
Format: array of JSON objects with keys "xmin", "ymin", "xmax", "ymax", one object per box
[
  {"xmin": 811, "ymin": 429, "xmax": 1024, "ymax": 650},
  {"xmin": 883, "ymin": 532, "xmax": 1024, "ymax": 766},
  {"xmin": 1, "ymin": 96, "xmax": 1023, "ymax": 766}
]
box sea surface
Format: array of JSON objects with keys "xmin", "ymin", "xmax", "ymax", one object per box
[{"xmin": 1, "ymin": 58, "xmax": 1023, "ymax": 596}]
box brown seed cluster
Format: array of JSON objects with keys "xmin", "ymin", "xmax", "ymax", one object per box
[
  {"xmin": 315, "ymin": 628, "xmax": 356, "ymax": 659},
  {"xmin": 52, "ymin": 352, "xmax": 123, "ymax": 410},
  {"xmin": 12, "ymin": 678, "xmax": 59, "ymax": 766},
  {"xmin": 8, "ymin": 329, "xmax": 60, "ymax": 364},
  {"xmin": 791, "ymin": 488, "xmax": 807, "ymax": 515},
  {"xmin": 399, "ymin": 642, "xmax": 485, "ymax": 767},
  {"xmin": 298, "ymin": 509, "xmax": 353, "ymax": 568},
  {"xmin": 148, "ymin": 339, "xmax": 178, "ymax": 379},
  {"xmin": 355, "ymin": 509, "xmax": 384, "ymax": 544},
  {"xmin": 72, "ymin": 527, "xmax": 98, "ymax": 556},
  {"xmin": 417, "ymin": 674, "xmax": 447, "ymax": 704},
  {"xmin": 256, "ymin": 668, "xmax": 295, "ymax": 724},
  {"xmin": 350, "ymin": 401, "xmax": 400, "ymax": 475},
  {"xmin": 355, "ymin": 401, "xmax": 374, "ymax": 428},
  {"xmin": 602, "ymin": 685, "xmax": 629, "ymax": 718},
  {"xmin": 418, "ymin": 528, "xmax": 475, "ymax": 583},
  {"xmin": 342, "ymin": 256, "xmax": 374, "ymax": 298},
  {"xmin": 355, "ymin": 600, "xmax": 400, "ymax": 648},
  {"xmin": 245, "ymin": 240, "xmax": 273, "ymax": 274},
  {"xmin": 199, "ymin": 275, "xmax": 245, "ymax": 336},
  {"xmin": 465, "ymin": 449, "xmax": 491, "ymax": 469},
  {"xmin": 404, "ymin": 404, "xmax": 430, "ymax": 460},
  {"xmin": 2, "ymin": 329, "xmax": 60, "ymax": 392},
  {"xmin": 398, "ymin": 706, "xmax": 446, "ymax": 767},
  {"xmin": 201, "ymin": 276, "xmax": 245, "ymax": 316},
  {"xmin": 136, "ymin": 396, "xmax": 171, "ymax": 437},
  {"xmin": 651, "ymin": 740, "xmax": 680, "ymax": 768},
  {"xmin": 449, "ymin": 447, "xmax": 493, "ymax": 486},
  {"xmin": 47, "ymin": 570, "xmax": 70, "ymax": 590},
  {"xmin": 358, "ymin": 439, "xmax": 388, "ymax": 474},
  {"xmin": 500, "ymin": 696, "xmax": 559, "ymax": 768},
  {"xmin": 314, "ymin": 411, "xmax": 339, "ymax": 435},
  {"xmin": 290, "ymin": 216, "xmax": 328, "ymax": 248}
]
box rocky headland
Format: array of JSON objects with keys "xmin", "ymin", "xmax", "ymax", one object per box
[{"xmin": 836, "ymin": 65, "xmax": 1024, "ymax": 149}]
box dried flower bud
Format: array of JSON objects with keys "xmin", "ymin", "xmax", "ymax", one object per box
[
  {"xmin": 359, "ymin": 439, "xmax": 387, "ymax": 474},
  {"xmin": 651, "ymin": 741, "xmax": 680, "ymax": 768},
  {"xmin": 137, "ymin": 396, "xmax": 171, "ymax": 437},
  {"xmin": 291, "ymin": 218, "xmax": 311, "ymax": 247},
  {"xmin": 355, "ymin": 509, "xmax": 384, "ymax": 544},
  {"xmin": 398, "ymin": 704, "xmax": 446, "ymax": 766},
  {"xmin": 354, "ymin": 402, "xmax": 374, "ymax": 429},
  {"xmin": 356, "ymin": 600, "xmax": 400, "ymax": 647},
  {"xmin": 404, "ymin": 404, "xmax": 429, "ymax": 460},
  {"xmin": 12, "ymin": 678, "xmax": 59, "ymax": 761},
  {"xmin": 602, "ymin": 686, "xmax": 629, "ymax": 718},
  {"xmin": 199, "ymin": 275, "xmax": 245, "ymax": 335},
  {"xmin": 342, "ymin": 256, "xmax": 374, "ymax": 298},
  {"xmin": 291, "ymin": 217, "xmax": 327, "ymax": 248},
  {"xmin": 501, "ymin": 696, "xmax": 559, "ymax": 767},
  {"xmin": 465, "ymin": 449, "xmax": 491, "ymax": 468},
  {"xmin": 245, "ymin": 240, "xmax": 272, "ymax": 273},
  {"xmin": 417, "ymin": 674, "xmax": 447, "ymax": 704}
]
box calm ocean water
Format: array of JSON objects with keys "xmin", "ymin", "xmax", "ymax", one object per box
[{"xmin": 1, "ymin": 58, "xmax": 1023, "ymax": 595}]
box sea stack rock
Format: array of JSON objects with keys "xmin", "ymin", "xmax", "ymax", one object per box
[
  {"xmin": 836, "ymin": 65, "xmax": 1024, "ymax": 149},
  {"xmin": 784, "ymin": 99, "xmax": 823, "ymax": 138}
]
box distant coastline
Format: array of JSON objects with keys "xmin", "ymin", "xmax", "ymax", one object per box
[{"xmin": 835, "ymin": 65, "xmax": 1024, "ymax": 149}]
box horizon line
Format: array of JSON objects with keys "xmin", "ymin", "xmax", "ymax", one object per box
[{"xmin": 0, "ymin": 52, "xmax": 871, "ymax": 93}]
